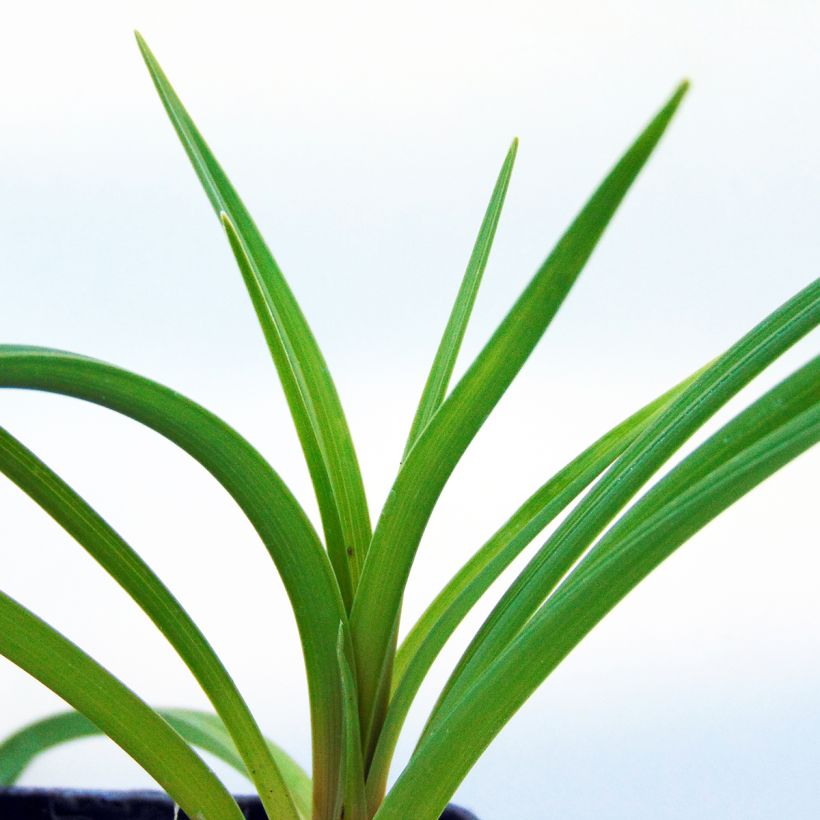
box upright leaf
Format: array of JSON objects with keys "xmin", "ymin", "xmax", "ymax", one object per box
[
  {"xmin": 136, "ymin": 32, "xmax": 370, "ymax": 613},
  {"xmin": 351, "ymin": 82, "xmax": 689, "ymax": 740},
  {"xmin": 337, "ymin": 625, "xmax": 368, "ymax": 820},
  {"xmin": 403, "ymin": 138, "xmax": 518, "ymax": 457}
]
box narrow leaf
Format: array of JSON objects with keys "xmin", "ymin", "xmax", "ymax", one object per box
[
  {"xmin": 378, "ymin": 400, "xmax": 820, "ymax": 819},
  {"xmin": 0, "ymin": 345, "xmax": 346, "ymax": 819},
  {"xmin": 0, "ymin": 592, "xmax": 244, "ymax": 820},
  {"xmin": 403, "ymin": 138, "xmax": 518, "ymax": 457},
  {"xmin": 0, "ymin": 709, "xmax": 312, "ymax": 819},
  {"xmin": 0, "ymin": 427, "xmax": 300, "ymax": 819},
  {"xmin": 180, "ymin": 710, "xmax": 313, "ymax": 820},
  {"xmin": 351, "ymin": 82, "xmax": 690, "ymax": 741},
  {"xmin": 580, "ymin": 354, "xmax": 820, "ymax": 577},
  {"xmin": 365, "ymin": 364, "xmax": 702, "ymax": 805},
  {"xmin": 429, "ymin": 279, "xmax": 819, "ymax": 728},
  {"xmin": 337, "ymin": 625, "xmax": 368, "ymax": 820},
  {"xmin": 135, "ymin": 32, "xmax": 371, "ymax": 616}
]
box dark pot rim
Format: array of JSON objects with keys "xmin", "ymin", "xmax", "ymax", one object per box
[{"xmin": 0, "ymin": 786, "xmax": 479, "ymax": 819}]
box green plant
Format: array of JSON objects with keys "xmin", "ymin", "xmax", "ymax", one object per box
[{"xmin": 0, "ymin": 31, "xmax": 817, "ymax": 820}]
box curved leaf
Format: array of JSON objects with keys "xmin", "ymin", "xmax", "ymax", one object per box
[
  {"xmin": 0, "ymin": 427, "xmax": 300, "ymax": 819},
  {"xmin": 0, "ymin": 709, "xmax": 312, "ymax": 819},
  {"xmin": 0, "ymin": 592, "xmax": 244, "ymax": 820},
  {"xmin": 579, "ymin": 354, "xmax": 820, "ymax": 577},
  {"xmin": 378, "ymin": 399, "xmax": 820, "ymax": 819},
  {"xmin": 429, "ymin": 279, "xmax": 819, "ymax": 724},
  {"xmin": 0, "ymin": 345, "xmax": 345, "ymax": 818},
  {"xmin": 365, "ymin": 364, "xmax": 702, "ymax": 806}
]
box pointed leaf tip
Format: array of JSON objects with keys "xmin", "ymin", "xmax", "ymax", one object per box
[{"xmin": 671, "ymin": 79, "xmax": 690, "ymax": 106}]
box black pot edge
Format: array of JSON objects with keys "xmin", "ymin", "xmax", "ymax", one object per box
[{"xmin": 0, "ymin": 786, "xmax": 479, "ymax": 819}]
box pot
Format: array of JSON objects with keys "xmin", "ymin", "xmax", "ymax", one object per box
[{"xmin": 0, "ymin": 787, "xmax": 479, "ymax": 819}]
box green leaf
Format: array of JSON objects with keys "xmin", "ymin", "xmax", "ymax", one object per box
[
  {"xmin": 364, "ymin": 364, "xmax": 702, "ymax": 806},
  {"xmin": 135, "ymin": 32, "xmax": 371, "ymax": 615},
  {"xmin": 337, "ymin": 625, "xmax": 368, "ymax": 820},
  {"xmin": 403, "ymin": 138, "xmax": 518, "ymax": 458},
  {"xmin": 0, "ymin": 427, "xmax": 300, "ymax": 819},
  {"xmin": 0, "ymin": 592, "xmax": 244, "ymax": 820},
  {"xmin": 0, "ymin": 345, "xmax": 346, "ymax": 819},
  {"xmin": 0, "ymin": 709, "xmax": 312, "ymax": 819},
  {"xmin": 0, "ymin": 712, "xmax": 101, "ymax": 786},
  {"xmin": 429, "ymin": 279, "xmax": 819, "ymax": 728},
  {"xmin": 580, "ymin": 354, "xmax": 820, "ymax": 578},
  {"xmin": 351, "ymin": 82, "xmax": 689, "ymax": 742},
  {"xmin": 178, "ymin": 710, "xmax": 313, "ymax": 820},
  {"xmin": 378, "ymin": 390, "xmax": 820, "ymax": 819}
]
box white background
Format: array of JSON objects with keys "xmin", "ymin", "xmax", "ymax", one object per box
[{"xmin": 1, "ymin": 2, "xmax": 818, "ymax": 817}]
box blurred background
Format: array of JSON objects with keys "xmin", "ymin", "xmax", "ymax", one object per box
[{"xmin": 1, "ymin": 2, "xmax": 818, "ymax": 817}]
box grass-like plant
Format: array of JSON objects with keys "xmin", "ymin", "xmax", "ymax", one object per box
[{"xmin": 0, "ymin": 32, "xmax": 817, "ymax": 820}]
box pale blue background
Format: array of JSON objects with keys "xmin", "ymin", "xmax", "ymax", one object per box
[{"xmin": 1, "ymin": 2, "xmax": 818, "ymax": 817}]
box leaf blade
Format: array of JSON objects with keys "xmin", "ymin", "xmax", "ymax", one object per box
[
  {"xmin": 0, "ymin": 709, "xmax": 312, "ymax": 819},
  {"xmin": 364, "ymin": 364, "xmax": 703, "ymax": 805},
  {"xmin": 0, "ymin": 427, "xmax": 300, "ymax": 819},
  {"xmin": 0, "ymin": 593, "xmax": 244, "ymax": 820},
  {"xmin": 403, "ymin": 138, "xmax": 518, "ymax": 457},
  {"xmin": 0, "ymin": 345, "xmax": 346, "ymax": 818},
  {"xmin": 429, "ymin": 279, "xmax": 820, "ymax": 728},
  {"xmin": 378, "ymin": 389, "xmax": 820, "ymax": 819},
  {"xmin": 135, "ymin": 32, "xmax": 371, "ymax": 613},
  {"xmin": 351, "ymin": 82, "xmax": 690, "ymax": 740},
  {"xmin": 337, "ymin": 625, "xmax": 368, "ymax": 820}
]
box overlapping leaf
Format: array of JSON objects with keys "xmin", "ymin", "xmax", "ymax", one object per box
[
  {"xmin": 351, "ymin": 82, "xmax": 690, "ymax": 741},
  {"xmin": 136, "ymin": 33, "xmax": 371, "ymax": 618},
  {"xmin": 0, "ymin": 427, "xmax": 300, "ymax": 818},
  {"xmin": 0, "ymin": 709, "xmax": 312, "ymax": 818},
  {"xmin": 0, "ymin": 592, "xmax": 244, "ymax": 820},
  {"xmin": 0, "ymin": 346, "xmax": 344, "ymax": 819},
  {"xmin": 378, "ymin": 363, "xmax": 820, "ymax": 819},
  {"xmin": 337, "ymin": 625, "xmax": 368, "ymax": 820},
  {"xmin": 428, "ymin": 278, "xmax": 819, "ymax": 725},
  {"xmin": 365, "ymin": 365, "xmax": 702, "ymax": 804}
]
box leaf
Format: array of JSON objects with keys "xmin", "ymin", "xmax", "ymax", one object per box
[
  {"xmin": 0, "ymin": 592, "xmax": 244, "ymax": 820},
  {"xmin": 364, "ymin": 364, "xmax": 703, "ymax": 806},
  {"xmin": 429, "ymin": 278, "xmax": 819, "ymax": 728},
  {"xmin": 0, "ymin": 345, "xmax": 346, "ymax": 819},
  {"xmin": 403, "ymin": 138, "xmax": 518, "ymax": 458},
  {"xmin": 378, "ymin": 390, "xmax": 820, "ymax": 819},
  {"xmin": 179, "ymin": 710, "xmax": 313, "ymax": 820},
  {"xmin": 0, "ymin": 709, "xmax": 312, "ymax": 819},
  {"xmin": 351, "ymin": 82, "xmax": 690, "ymax": 741},
  {"xmin": 337, "ymin": 625, "xmax": 368, "ymax": 820},
  {"xmin": 580, "ymin": 354, "xmax": 820, "ymax": 577},
  {"xmin": 0, "ymin": 427, "xmax": 300, "ymax": 819},
  {"xmin": 135, "ymin": 32, "xmax": 371, "ymax": 615},
  {"xmin": 0, "ymin": 712, "xmax": 101, "ymax": 786}
]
